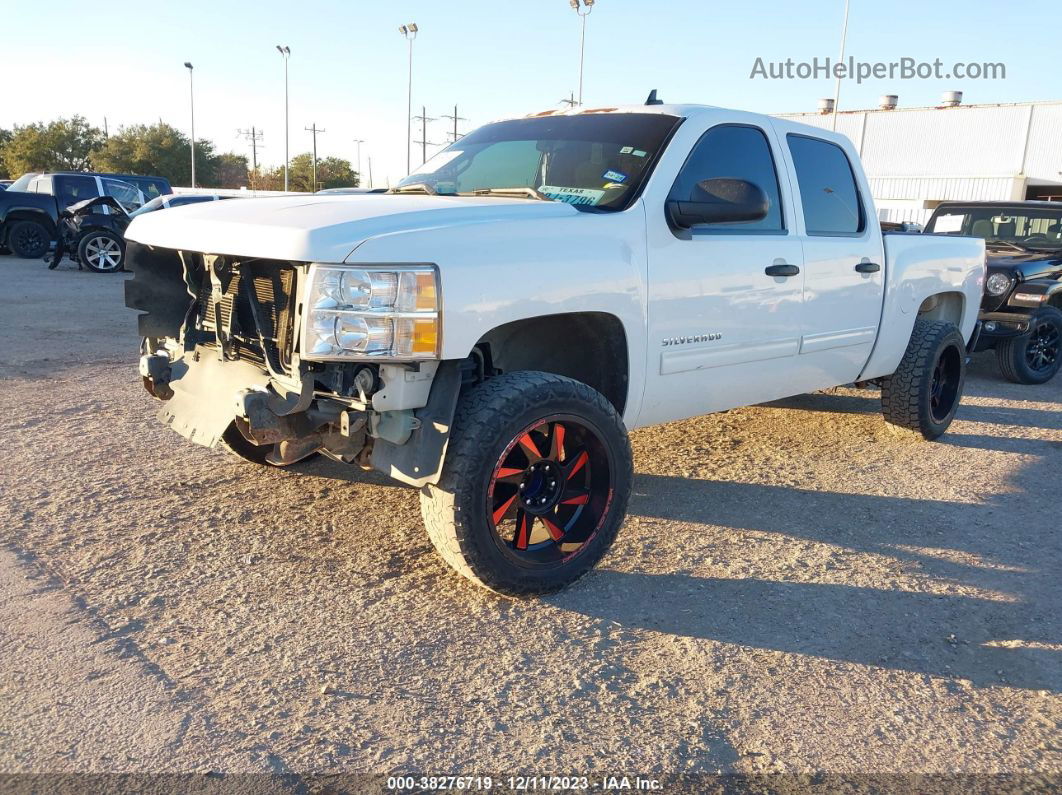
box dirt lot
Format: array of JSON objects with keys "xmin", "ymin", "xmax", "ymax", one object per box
[{"xmin": 0, "ymin": 255, "xmax": 1059, "ymax": 785}]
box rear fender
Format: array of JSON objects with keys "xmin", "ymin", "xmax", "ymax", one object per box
[{"xmin": 858, "ymin": 233, "xmax": 985, "ymax": 381}]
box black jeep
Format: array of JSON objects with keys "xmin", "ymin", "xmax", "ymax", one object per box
[{"xmin": 925, "ymin": 201, "xmax": 1062, "ymax": 384}]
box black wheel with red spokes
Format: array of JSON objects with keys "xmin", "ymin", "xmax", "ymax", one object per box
[
  {"xmin": 488, "ymin": 416, "xmax": 613, "ymax": 565},
  {"xmin": 421, "ymin": 371, "xmax": 632, "ymax": 596}
]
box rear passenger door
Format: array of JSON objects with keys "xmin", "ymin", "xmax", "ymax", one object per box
[{"xmin": 782, "ymin": 133, "xmax": 885, "ymax": 383}]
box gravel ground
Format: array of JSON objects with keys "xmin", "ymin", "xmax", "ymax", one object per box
[{"xmin": 0, "ymin": 255, "xmax": 1059, "ymax": 786}]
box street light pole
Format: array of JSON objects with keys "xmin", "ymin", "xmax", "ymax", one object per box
[
  {"xmin": 832, "ymin": 0, "xmax": 851, "ymax": 132},
  {"xmin": 399, "ymin": 23, "xmax": 418, "ymax": 175},
  {"xmin": 353, "ymin": 138, "xmax": 365, "ymax": 186},
  {"xmin": 276, "ymin": 45, "xmax": 291, "ymax": 191},
  {"xmin": 183, "ymin": 62, "xmax": 195, "ymax": 188},
  {"xmin": 569, "ymin": 0, "xmax": 594, "ymax": 105}
]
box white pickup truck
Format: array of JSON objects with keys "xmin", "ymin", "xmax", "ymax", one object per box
[{"xmin": 126, "ymin": 100, "xmax": 985, "ymax": 596}]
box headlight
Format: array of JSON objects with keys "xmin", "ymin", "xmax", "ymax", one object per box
[
  {"xmin": 301, "ymin": 264, "xmax": 439, "ymax": 360},
  {"xmin": 985, "ymin": 272, "xmax": 1013, "ymax": 297}
]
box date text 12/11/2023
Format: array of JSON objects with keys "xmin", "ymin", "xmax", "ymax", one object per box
[{"xmin": 385, "ymin": 775, "xmax": 663, "ymax": 791}]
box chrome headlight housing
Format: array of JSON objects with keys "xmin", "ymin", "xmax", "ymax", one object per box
[
  {"xmin": 985, "ymin": 272, "xmax": 1013, "ymax": 297},
  {"xmin": 301, "ymin": 264, "xmax": 439, "ymax": 361}
]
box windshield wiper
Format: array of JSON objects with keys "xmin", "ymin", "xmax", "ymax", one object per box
[
  {"xmin": 986, "ymin": 240, "xmax": 1031, "ymax": 254},
  {"xmin": 389, "ymin": 182, "xmax": 438, "ymax": 195},
  {"xmin": 463, "ymin": 187, "xmax": 551, "ymax": 202}
]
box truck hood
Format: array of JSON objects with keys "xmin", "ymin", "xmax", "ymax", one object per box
[
  {"xmin": 985, "ymin": 248, "xmax": 1062, "ymax": 281},
  {"xmin": 124, "ymin": 194, "xmax": 580, "ymax": 262}
]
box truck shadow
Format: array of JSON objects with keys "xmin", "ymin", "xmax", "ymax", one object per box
[
  {"xmin": 560, "ymin": 569, "xmax": 1059, "ymax": 692},
  {"xmin": 767, "ymin": 390, "xmax": 1062, "ymax": 432},
  {"xmin": 569, "ymin": 474, "xmax": 1062, "ymax": 692}
]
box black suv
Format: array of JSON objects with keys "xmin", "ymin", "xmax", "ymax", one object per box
[
  {"xmin": 925, "ymin": 201, "xmax": 1062, "ymax": 384},
  {"xmin": 0, "ymin": 171, "xmax": 172, "ymax": 259}
]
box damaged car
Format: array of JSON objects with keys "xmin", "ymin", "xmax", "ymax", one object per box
[
  {"xmin": 125, "ymin": 102, "xmax": 985, "ymax": 596},
  {"xmin": 49, "ymin": 195, "xmax": 131, "ymax": 272}
]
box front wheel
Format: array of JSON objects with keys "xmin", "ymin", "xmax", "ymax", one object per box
[
  {"xmin": 78, "ymin": 230, "xmax": 125, "ymax": 273},
  {"xmin": 880, "ymin": 319, "xmax": 967, "ymax": 440},
  {"xmin": 995, "ymin": 306, "xmax": 1062, "ymax": 385},
  {"xmin": 7, "ymin": 220, "xmax": 51, "ymax": 259},
  {"xmin": 421, "ymin": 372, "xmax": 633, "ymax": 597}
]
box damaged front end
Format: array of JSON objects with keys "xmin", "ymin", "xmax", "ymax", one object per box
[{"xmin": 124, "ymin": 241, "xmax": 458, "ymax": 478}]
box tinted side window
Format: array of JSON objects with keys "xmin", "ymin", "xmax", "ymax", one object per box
[
  {"xmin": 55, "ymin": 175, "xmax": 99, "ymax": 207},
  {"xmin": 669, "ymin": 125, "xmax": 784, "ymax": 232},
  {"xmin": 787, "ymin": 135, "xmax": 864, "ymax": 235}
]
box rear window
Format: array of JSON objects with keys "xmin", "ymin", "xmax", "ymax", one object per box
[{"xmin": 787, "ymin": 134, "xmax": 865, "ymax": 235}]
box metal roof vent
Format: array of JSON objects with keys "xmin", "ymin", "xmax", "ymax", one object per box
[
  {"xmin": 941, "ymin": 90, "xmax": 964, "ymax": 107},
  {"xmin": 818, "ymin": 98, "xmax": 835, "ymax": 114},
  {"xmin": 879, "ymin": 94, "xmax": 899, "ymax": 110}
]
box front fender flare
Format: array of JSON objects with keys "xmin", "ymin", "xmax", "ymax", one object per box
[{"xmin": 370, "ymin": 359, "xmax": 463, "ymax": 488}]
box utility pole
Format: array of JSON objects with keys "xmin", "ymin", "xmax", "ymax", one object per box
[
  {"xmin": 103, "ymin": 117, "xmax": 109, "ymax": 137},
  {"xmin": 238, "ymin": 126, "xmax": 264, "ymax": 171},
  {"xmin": 560, "ymin": 91, "xmax": 577, "ymax": 109},
  {"xmin": 440, "ymin": 105, "xmax": 468, "ymax": 143},
  {"xmin": 305, "ymin": 123, "xmax": 325, "ymax": 191},
  {"xmin": 412, "ymin": 106, "xmax": 436, "ymax": 166},
  {"xmin": 367, "ymin": 156, "xmax": 373, "ymax": 189},
  {"xmin": 399, "ymin": 24, "xmax": 419, "ymax": 174},
  {"xmin": 352, "ymin": 138, "xmax": 365, "ymax": 186}
]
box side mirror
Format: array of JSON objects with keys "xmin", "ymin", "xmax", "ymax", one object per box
[{"xmin": 666, "ymin": 178, "xmax": 769, "ymax": 229}]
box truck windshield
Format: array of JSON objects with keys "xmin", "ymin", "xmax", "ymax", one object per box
[
  {"xmin": 395, "ymin": 112, "xmax": 681, "ymax": 211},
  {"xmin": 927, "ymin": 205, "xmax": 1062, "ymax": 251}
]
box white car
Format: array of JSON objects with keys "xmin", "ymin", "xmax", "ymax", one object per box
[{"xmin": 125, "ymin": 100, "xmax": 985, "ymax": 596}]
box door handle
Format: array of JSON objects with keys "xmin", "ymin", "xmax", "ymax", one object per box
[
  {"xmin": 855, "ymin": 262, "xmax": 881, "ymax": 274},
  {"xmin": 765, "ymin": 263, "xmax": 800, "ymax": 278}
]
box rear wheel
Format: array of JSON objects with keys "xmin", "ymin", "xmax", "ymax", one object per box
[
  {"xmin": 7, "ymin": 220, "xmax": 51, "ymax": 259},
  {"xmin": 78, "ymin": 230, "xmax": 125, "ymax": 273},
  {"xmin": 880, "ymin": 319, "xmax": 966, "ymax": 440},
  {"xmin": 421, "ymin": 372, "xmax": 632, "ymax": 597},
  {"xmin": 996, "ymin": 307, "xmax": 1062, "ymax": 385}
]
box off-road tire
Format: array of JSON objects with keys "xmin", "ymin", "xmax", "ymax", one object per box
[
  {"xmin": 78, "ymin": 230, "xmax": 125, "ymax": 273},
  {"xmin": 880, "ymin": 319, "xmax": 966, "ymax": 440},
  {"xmin": 421, "ymin": 371, "xmax": 633, "ymax": 597},
  {"xmin": 995, "ymin": 306, "xmax": 1062, "ymax": 385},
  {"xmin": 7, "ymin": 220, "xmax": 51, "ymax": 259}
]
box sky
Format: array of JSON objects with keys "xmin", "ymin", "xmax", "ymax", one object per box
[{"xmin": 1, "ymin": 0, "xmax": 1057, "ymax": 188}]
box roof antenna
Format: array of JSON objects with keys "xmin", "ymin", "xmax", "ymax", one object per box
[{"xmin": 645, "ymin": 89, "xmax": 663, "ymax": 106}]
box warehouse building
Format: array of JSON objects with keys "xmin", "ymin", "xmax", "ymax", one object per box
[{"xmin": 775, "ymin": 94, "xmax": 1062, "ymax": 225}]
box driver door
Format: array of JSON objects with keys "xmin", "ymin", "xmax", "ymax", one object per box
[{"xmin": 638, "ymin": 123, "xmax": 807, "ymax": 427}]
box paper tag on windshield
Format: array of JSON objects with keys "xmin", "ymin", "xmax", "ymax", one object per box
[
  {"xmin": 540, "ymin": 186, "xmax": 606, "ymax": 206},
  {"xmin": 934, "ymin": 214, "xmax": 965, "ymax": 234}
]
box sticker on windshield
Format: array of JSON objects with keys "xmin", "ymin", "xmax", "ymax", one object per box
[
  {"xmin": 934, "ymin": 214, "xmax": 965, "ymax": 234},
  {"xmin": 539, "ymin": 185, "xmax": 606, "ymax": 206},
  {"xmin": 602, "ymin": 169, "xmax": 628, "ymax": 184},
  {"xmin": 619, "ymin": 146, "xmax": 634, "ymax": 154},
  {"xmin": 632, "ymin": 149, "xmax": 647, "ymax": 158}
]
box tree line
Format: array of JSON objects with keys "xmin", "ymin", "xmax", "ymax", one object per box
[{"xmin": 0, "ymin": 116, "xmax": 359, "ymax": 192}]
